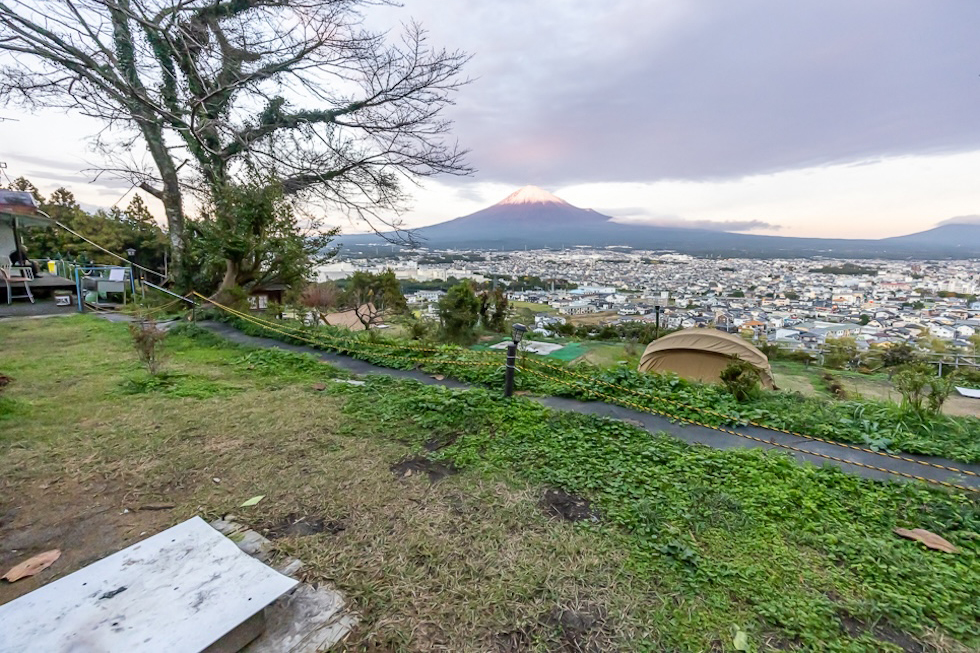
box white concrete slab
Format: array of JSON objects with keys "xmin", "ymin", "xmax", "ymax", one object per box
[
  {"xmin": 244, "ymin": 585, "xmax": 357, "ymax": 653},
  {"xmin": 956, "ymin": 386, "xmax": 980, "ymax": 399},
  {"xmin": 0, "ymin": 516, "xmax": 298, "ymax": 653},
  {"xmin": 489, "ymin": 340, "xmax": 565, "ymax": 355}
]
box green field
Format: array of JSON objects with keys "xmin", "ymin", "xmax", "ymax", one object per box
[{"xmin": 510, "ymin": 300, "xmax": 558, "ymax": 314}]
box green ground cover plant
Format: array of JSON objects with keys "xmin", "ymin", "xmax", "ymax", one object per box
[
  {"xmin": 212, "ymin": 313, "xmax": 980, "ymax": 463},
  {"xmin": 329, "ymin": 375, "xmax": 980, "ymax": 651},
  {"xmin": 1, "ymin": 316, "xmax": 978, "ymax": 651}
]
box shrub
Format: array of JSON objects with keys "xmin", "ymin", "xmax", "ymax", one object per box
[
  {"xmin": 404, "ymin": 316, "xmax": 435, "ymax": 341},
  {"xmin": 823, "ymin": 337, "xmax": 858, "ymax": 370},
  {"xmin": 879, "ymin": 342, "xmax": 920, "ymax": 368},
  {"xmin": 128, "ymin": 317, "xmax": 167, "ymax": 375},
  {"xmin": 719, "ymin": 357, "xmax": 760, "ymax": 402},
  {"xmin": 928, "ymin": 373, "xmax": 956, "ymax": 413},
  {"xmin": 894, "ymin": 364, "xmax": 930, "ymax": 413},
  {"xmin": 438, "ymin": 281, "xmax": 481, "ymax": 344}
]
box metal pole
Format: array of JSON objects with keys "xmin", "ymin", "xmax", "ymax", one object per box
[
  {"xmin": 504, "ymin": 341, "xmax": 517, "ymax": 397},
  {"xmin": 74, "ymin": 267, "xmax": 82, "ymax": 313}
]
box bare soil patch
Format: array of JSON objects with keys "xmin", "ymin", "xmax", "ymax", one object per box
[
  {"xmin": 838, "ymin": 612, "xmax": 925, "ymax": 652},
  {"xmin": 539, "ymin": 489, "xmax": 600, "ymax": 523},
  {"xmin": 0, "ymin": 477, "xmax": 176, "ymax": 606},
  {"xmin": 493, "ymin": 603, "xmax": 610, "ymax": 653},
  {"xmin": 263, "ymin": 513, "xmax": 346, "ymax": 539},
  {"xmin": 390, "ymin": 456, "xmax": 457, "ymax": 482}
]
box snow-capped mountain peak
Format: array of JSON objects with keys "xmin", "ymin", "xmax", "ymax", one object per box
[{"xmin": 496, "ymin": 185, "xmax": 569, "ymax": 206}]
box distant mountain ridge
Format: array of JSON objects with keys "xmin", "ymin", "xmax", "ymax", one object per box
[{"xmin": 337, "ymin": 186, "xmax": 980, "ymax": 258}]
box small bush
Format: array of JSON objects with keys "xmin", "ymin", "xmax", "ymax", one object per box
[
  {"xmin": 719, "ymin": 357, "xmax": 760, "ymax": 402},
  {"xmin": 894, "ymin": 364, "xmax": 930, "ymax": 413},
  {"xmin": 404, "ymin": 317, "xmax": 434, "ymax": 341},
  {"xmin": 928, "ymin": 373, "xmax": 956, "ymax": 413},
  {"xmin": 119, "ymin": 372, "xmax": 237, "ymax": 398},
  {"xmin": 128, "ymin": 317, "xmax": 167, "ymax": 375}
]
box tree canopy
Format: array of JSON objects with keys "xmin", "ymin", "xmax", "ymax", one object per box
[
  {"xmin": 438, "ymin": 281, "xmax": 481, "ymax": 344},
  {"xmin": 342, "ymin": 269, "xmax": 407, "ymax": 329},
  {"xmin": 0, "ymin": 0, "xmax": 471, "ymax": 285},
  {"xmin": 6, "ymin": 177, "xmax": 168, "ymax": 270}
]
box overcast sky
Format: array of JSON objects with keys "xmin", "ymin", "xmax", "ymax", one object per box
[{"xmin": 2, "ymin": 0, "xmax": 979, "ymax": 238}]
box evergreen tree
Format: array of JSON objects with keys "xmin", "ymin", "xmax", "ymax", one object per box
[{"xmin": 438, "ymin": 282, "xmax": 481, "ymax": 344}]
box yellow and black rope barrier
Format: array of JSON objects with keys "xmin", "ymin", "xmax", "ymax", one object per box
[
  {"xmin": 520, "ymin": 355, "xmax": 979, "ymax": 479},
  {"xmin": 193, "ymin": 292, "xmax": 503, "ymax": 360},
  {"xmin": 518, "ymin": 365, "xmax": 976, "ymax": 494},
  {"xmin": 194, "ymin": 292, "xmax": 503, "ymax": 370},
  {"xmin": 191, "ymin": 292, "xmax": 977, "ymax": 490}
]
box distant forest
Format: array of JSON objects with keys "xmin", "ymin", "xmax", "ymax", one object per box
[{"xmin": 809, "ymin": 263, "xmax": 878, "ymax": 276}]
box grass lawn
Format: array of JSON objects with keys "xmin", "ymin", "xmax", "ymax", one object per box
[
  {"xmin": 510, "ymin": 300, "xmax": 558, "ymax": 315},
  {"xmin": 771, "ymin": 361, "xmax": 980, "ymax": 419},
  {"xmin": 2, "ymin": 316, "xmax": 979, "ymax": 652}
]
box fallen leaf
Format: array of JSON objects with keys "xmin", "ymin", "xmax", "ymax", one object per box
[
  {"xmin": 733, "ymin": 627, "xmax": 749, "ymax": 652},
  {"xmin": 240, "ymin": 495, "xmax": 265, "ymax": 507},
  {"xmin": 3, "ymin": 549, "xmax": 61, "ymax": 582},
  {"xmin": 894, "ymin": 527, "xmax": 959, "ymax": 553},
  {"xmin": 431, "ymin": 374, "xmax": 445, "ymax": 381}
]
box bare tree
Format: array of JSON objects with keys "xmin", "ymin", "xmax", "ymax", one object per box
[
  {"xmin": 299, "ymin": 280, "xmax": 340, "ymax": 325},
  {"xmin": 0, "ymin": 0, "xmax": 471, "ymax": 283}
]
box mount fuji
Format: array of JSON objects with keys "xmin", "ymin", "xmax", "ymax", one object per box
[{"xmin": 337, "ymin": 186, "xmax": 980, "ymax": 258}]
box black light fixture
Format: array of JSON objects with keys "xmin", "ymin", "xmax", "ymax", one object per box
[
  {"xmin": 512, "ymin": 323, "xmax": 527, "ymax": 344},
  {"xmin": 504, "ymin": 323, "xmax": 527, "ymax": 397},
  {"xmin": 125, "ymin": 247, "xmax": 136, "ymax": 258}
]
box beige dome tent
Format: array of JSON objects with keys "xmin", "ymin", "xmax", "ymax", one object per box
[{"xmin": 638, "ymin": 328, "xmax": 776, "ymax": 389}]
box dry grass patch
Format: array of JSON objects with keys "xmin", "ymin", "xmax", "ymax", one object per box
[{"xmin": 0, "ymin": 317, "xmax": 641, "ymax": 651}]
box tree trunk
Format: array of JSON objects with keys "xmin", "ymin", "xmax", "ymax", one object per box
[
  {"xmin": 139, "ymin": 120, "xmax": 186, "ymax": 283},
  {"xmin": 218, "ymin": 258, "xmax": 240, "ymax": 296}
]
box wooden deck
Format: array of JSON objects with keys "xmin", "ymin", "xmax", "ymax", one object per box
[
  {"xmin": 1, "ymin": 274, "xmax": 77, "ymax": 317},
  {"xmin": 0, "ymin": 300, "xmax": 76, "ymax": 318},
  {"xmin": 27, "ymin": 274, "xmax": 77, "ymax": 291}
]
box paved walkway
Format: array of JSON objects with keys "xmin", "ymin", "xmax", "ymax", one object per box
[{"xmin": 199, "ymin": 321, "xmax": 980, "ymax": 491}]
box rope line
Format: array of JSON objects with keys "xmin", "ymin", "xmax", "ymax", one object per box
[
  {"xmin": 137, "ymin": 296, "xmax": 186, "ymax": 317},
  {"xmin": 194, "ymin": 292, "xmax": 977, "ymax": 489},
  {"xmin": 197, "ymin": 293, "xmax": 501, "ymax": 369},
  {"xmin": 520, "ymin": 356, "xmax": 979, "ymax": 479},
  {"xmin": 193, "ymin": 292, "xmax": 504, "ymax": 359},
  {"xmin": 54, "ymin": 221, "xmax": 166, "ymax": 279},
  {"xmin": 518, "ymin": 366, "xmax": 976, "ymax": 494}
]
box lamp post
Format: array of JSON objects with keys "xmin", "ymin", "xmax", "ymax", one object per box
[
  {"xmin": 125, "ymin": 248, "xmax": 143, "ymax": 301},
  {"xmin": 654, "ymin": 305, "xmax": 661, "ymax": 339},
  {"xmin": 504, "ymin": 323, "xmax": 527, "ymax": 398}
]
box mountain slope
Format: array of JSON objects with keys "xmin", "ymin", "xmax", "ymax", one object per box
[{"xmin": 337, "ymin": 186, "xmax": 980, "ymax": 257}]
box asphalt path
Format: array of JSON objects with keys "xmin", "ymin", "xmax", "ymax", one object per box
[{"xmin": 199, "ymin": 321, "xmax": 980, "ymax": 492}]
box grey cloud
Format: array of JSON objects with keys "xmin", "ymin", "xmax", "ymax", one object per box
[
  {"xmin": 23, "ymin": 169, "xmax": 132, "ymax": 190},
  {"xmin": 12, "ymin": 154, "xmax": 92, "ymax": 173},
  {"xmin": 382, "ymin": 0, "xmax": 980, "ymax": 187},
  {"xmin": 603, "ymin": 207, "xmax": 780, "ymax": 232}
]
